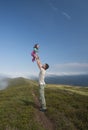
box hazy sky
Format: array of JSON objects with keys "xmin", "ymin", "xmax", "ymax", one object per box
[{"xmin": 0, "ymin": 0, "xmax": 88, "ymax": 77}]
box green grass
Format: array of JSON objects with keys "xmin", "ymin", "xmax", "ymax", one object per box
[
  {"xmin": 0, "ymin": 78, "xmax": 44, "ymax": 130},
  {"xmin": 45, "ymin": 85, "xmax": 88, "ymax": 130},
  {"xmin": 0, "ymin": 78, "xmax": 88, "ymax": 130}
]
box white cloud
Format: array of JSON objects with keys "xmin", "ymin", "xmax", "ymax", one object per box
[
  {"xmin": 55, "ymin": 63, "xmax": 88, "ymax": 68},
  {"xmin": 1, "ymin": 62, "xmax": 88, "ymax": 78},
  {"xmin": 48, "ymin": 0, "xmax": 58, "ymax": 12},
  {"xmin": 49, "ymin": 63, "xmax": 88, "ymax": 75},
  {"xmin": 0, "ymin": 79, "xmax": 8, "ymax": 90},
  {"xmin": 62, "ymin": 12, "xmax": 71, "ymax": 20},
  {"xmin": 0, "ymin": 71, "xmax": 38, "ymax": 79},
  {"xmin": 50, "ymin": 3, "xmax": 58, "ymax": 11}
]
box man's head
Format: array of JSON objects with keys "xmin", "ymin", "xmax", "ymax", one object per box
[{"xmin": 43, "ymin": 63, "xmax": 49, "ymax": 70}]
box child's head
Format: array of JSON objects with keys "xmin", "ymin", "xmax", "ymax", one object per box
[{"xmin": 33, "ymin": 44, "xmax": 39, "ymax": 49}]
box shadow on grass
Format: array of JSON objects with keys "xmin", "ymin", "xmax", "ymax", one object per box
[{"xmin": 20, "ymin": 99, "xmax": 39, "ymax": 109}]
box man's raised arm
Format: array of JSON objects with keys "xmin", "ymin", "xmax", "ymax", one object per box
[{"xmin": 36, "ymin": 57, "xmax": 42, "ymax": 69}]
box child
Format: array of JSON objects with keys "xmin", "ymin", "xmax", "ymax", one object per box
[{"xmin": 31, "ymin": 44, "xmax": 39, "ymax": 62}]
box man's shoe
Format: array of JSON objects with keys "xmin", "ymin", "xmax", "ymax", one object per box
[{"xmin": 39, "ymin": 108, "xmax": 47, "ymax": 112}]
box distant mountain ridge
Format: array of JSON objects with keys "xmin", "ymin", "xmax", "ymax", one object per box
[{"xmin": 0, "ymin": 74, "xmax": 88, "ymax": 88}]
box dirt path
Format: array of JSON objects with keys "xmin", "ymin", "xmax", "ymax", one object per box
[{"xmin": 32, "ymin": 91, "xmax": 55, "ymax": 130}]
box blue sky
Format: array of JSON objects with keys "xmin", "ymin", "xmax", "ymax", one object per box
[{"xmin": 0, "ymin": 0, "xmax": 88, "ymax": 77}]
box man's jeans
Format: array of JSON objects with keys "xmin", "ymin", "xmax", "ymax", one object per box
[{"xmin": 39, "ymin": 84, "xmax": 46, "ymax": 109}]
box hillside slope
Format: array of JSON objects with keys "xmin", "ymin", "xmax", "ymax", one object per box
[{"xmin": 0, "ymin": 78, "xmax": 88, "ymax": 130}]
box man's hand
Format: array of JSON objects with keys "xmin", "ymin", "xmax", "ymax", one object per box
[{"xmin": 35, "ymin": 54, "xmax": 39, "ymax": 60}]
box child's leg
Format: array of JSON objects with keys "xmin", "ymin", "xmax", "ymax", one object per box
[
  {"xmin": 32, "ymin": 54, "xmax": 38, "ymax": 61},
  {"xmin": 32, "ymin": 56, "xmax": 35, "ymax": 62},
  {"xmin": 31, "ymin": 52, "xmax": 36, "ymax": 62}
]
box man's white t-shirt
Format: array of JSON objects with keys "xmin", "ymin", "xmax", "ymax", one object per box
[{"xmin": 39, "ymin": 67, "xmax": 46, "ymax": 85}]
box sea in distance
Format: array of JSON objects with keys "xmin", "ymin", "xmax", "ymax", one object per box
[{"xmin": 45, "ymin": 74, "xmax": 88, "ymax": 87}]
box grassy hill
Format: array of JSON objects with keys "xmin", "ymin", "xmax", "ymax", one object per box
[{"xmin": 0, "ymin": 78, "xmax": 88, "ymax": 130}]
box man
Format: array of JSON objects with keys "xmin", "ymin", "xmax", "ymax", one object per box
[{"xmin": 36, "ymin": 57, "xmax": 49, "ymax": 112}]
